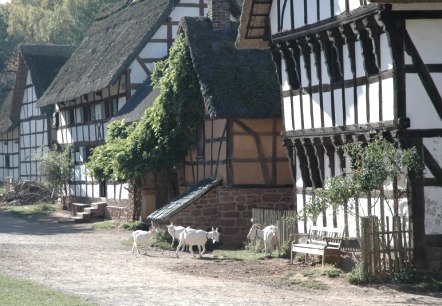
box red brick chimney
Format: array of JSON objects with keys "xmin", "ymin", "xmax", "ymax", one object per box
[{"xmin": 208, "ymin": 0, "xmax": 230, "ymax": 31}]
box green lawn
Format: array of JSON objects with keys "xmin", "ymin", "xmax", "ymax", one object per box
[
  {"xmin": 6, "ymin": 203, "xmax": 58, "ymax": 216},
  {"xmin": 0, "ymin": 273, "xmax": 94, "ymax": 306}
]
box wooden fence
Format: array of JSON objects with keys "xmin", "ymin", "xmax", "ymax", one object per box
[
  {"xmin": 361, "ymin": 216, "xmax": 413, "ymax": 277},
  {"xmin": 251, "ymin": 209, "xmax": 298, "ymax": 245}
]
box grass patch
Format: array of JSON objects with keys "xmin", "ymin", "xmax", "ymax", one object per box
[
  {"xmin": 6, "ymin": 203, "xmax": 57, "ymax": 216},
  {"xmin": 293, "ymin": 279, "xmax": 328, "ymax": 290},
  {"xmin": 302, "ymin": 265, "xmax": 342, "ymax": 278},
  {"xmin": 0, "ymin": 273, "xmax": 93, "ymax": 306},
  {"xmin": 91, "ymin": 220, "xmax": 120, "ymax": 230},
  {"xmin": 212, "ymin": 249, "xmax": 267, "ymax": 262}
]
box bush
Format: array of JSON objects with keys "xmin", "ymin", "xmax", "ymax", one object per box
[
  {"xmin": 347, "ymin": 262, "xmax": 369, "ymax": 285},
  {"xmin": 122, "ymin": 221, "xmax": 148, "ymax": 231},
  {"xmin": 150, "ymin": 228, "xmax": 173, "ymax": 250}
]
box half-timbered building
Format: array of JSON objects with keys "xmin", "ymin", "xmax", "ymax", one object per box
[
  {"xmin": 37, "ymin": 0, "xmax": 215, "ymax": 217},
  {"xmin": 148, "ymin": 3, "xmax": 293, "ymax": 247},
  {"xmin": 12, "ymin": 45, "xmax": 74, "ymax": 182},
  {"xmin": 237, "ymin": 1, "xmax": 442, "ymax": 268}
]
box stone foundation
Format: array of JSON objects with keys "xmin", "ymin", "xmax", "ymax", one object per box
[{"xmin": 169, "ymin": 186, "xmax": 294, "ymax": 248}]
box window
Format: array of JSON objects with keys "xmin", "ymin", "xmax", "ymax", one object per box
[
  {"xmin": 83, "ymin": 105, "xmax": 91, "ymax": 123},
  {"xmin": 68, "ymin": 109, "xmax": 75, "ymax": 125},
  {"xmin": 5, "ymin": 154, "xmax": 10, "ymax": 168},
  {"xmin": 104, "ymin": 98, "xmax": 119, "ymax": 118}
]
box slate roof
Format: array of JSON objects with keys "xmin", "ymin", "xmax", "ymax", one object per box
[
  {"xmin": 181, "ymin": 17, "xmax": 281, "ymax": 118},
  {"xmin": 112, "ymin": 85, "xmax": 160, "ymax": 123},
  {"xmin": 37, "ymin": 0, "xmax": 178, "ymax": 107},
  {"xmin": 148, "ymin": 177, "xmax": 222, "ymax": 222}
]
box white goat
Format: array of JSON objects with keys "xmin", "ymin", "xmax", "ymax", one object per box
[
  {"xmin": 247, "ymin": 223, "xmax": 279, "ymax": 256},
  {"xmin": 131, "ymin": 226, "xmax": 156, "ymax": 255},
  {"xmin": 176, "ymin": 227, "xmax": 220, "ymax": 258},
  {"xmin": 166, "ymin": 223, "xmax": 186, "ymax": 249}
]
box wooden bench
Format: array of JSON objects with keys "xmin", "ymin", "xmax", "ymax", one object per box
[{"xmin": 290, "ymin": 226, "xmax": 345, "ymax": 266}]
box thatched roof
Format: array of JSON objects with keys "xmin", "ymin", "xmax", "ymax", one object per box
[
  {"xmin": 0, "ymin": 75, "xmax": 15, "ymax": 133},
  {"xmin": 19, "ymin": 45, "xmax": 75, "ymax": 98},
  {"xmin": 112, "ymin": 85, "xmax": 160, "ymax": 123},
  {"xmin": 148, "ymin": 177, "xmax": 222, "ymax": 222},
  {"xmin": 181, "ymin": 17, "xmax": 281, "ymax": 118},
  {"xmin": 37, "ymin": 0, "xmax": 178, "ymax": 107}
]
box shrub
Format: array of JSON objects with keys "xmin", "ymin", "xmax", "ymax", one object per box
[
  {"xmin": 122, "ymin": 221, "xmax": 148, "ymax": 231},
  {"xmin": 150, "ymin": 228, "xmax": 172, "ymax": 250},
  {"xmin": 347, "ymin": 262, "xmax": 369, "ymax": 284}
]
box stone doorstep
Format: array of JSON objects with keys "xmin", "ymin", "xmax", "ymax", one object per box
[{"xmin": 71, "ymin": 203, "xmax": 91, "ymax": 214}]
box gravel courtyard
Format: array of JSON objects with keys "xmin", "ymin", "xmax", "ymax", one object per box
[{"xmin": 0, "ymin": 208, "xmax": 440, "ymax": 306}]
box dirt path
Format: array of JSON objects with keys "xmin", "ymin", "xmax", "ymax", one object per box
[{"xmin": 0, "ymin": 209, "xmax": 440, "ymax": 306}]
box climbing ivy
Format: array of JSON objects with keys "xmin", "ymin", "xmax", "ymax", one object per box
[
  {"xmin": 289, "ymin": 137, "xmax": 422, "ymax": 222},
  {"xmin": 86, "ymin": 33, "xmax": 204, "ymax": 182}
]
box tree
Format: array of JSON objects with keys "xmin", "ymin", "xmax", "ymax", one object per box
[
  {"xmin": 0, "ymin": 0, "xmax": 118, "ymax": 70},
  {"xmin": 0, "ymin": 4, "xmax": 17, "ymax": 71},
  {"xmin": 7, "ymin": 0, "xmax": 118, "ymax": 45},
  {"xmin": 33, "ymin": 144, "xmax": 74, "ymax": 208}
]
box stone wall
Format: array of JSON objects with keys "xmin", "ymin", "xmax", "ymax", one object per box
[{"xmin": 169, "ymin": 186, "xmax": 294, "ymax": 248}]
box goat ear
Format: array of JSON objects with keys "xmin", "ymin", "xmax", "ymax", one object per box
[
  {"xmin": 212, "ymin": 227, "xmax": 214, "ymax": 231},
  {"xmin": 215, "ymin": 227, "xmax": 218, "ymax": 232}
]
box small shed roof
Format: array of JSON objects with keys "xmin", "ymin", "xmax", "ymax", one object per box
[
  {"xmin": 112, "ymin": 85, "xmax": 160, "ymax": 123},
  {"xmin": 181, "ymin": 17, "xmax": 281, "ymax": 118},
  {"xmin": 148, "ymin": 177, "xmax": 222, "ymax": 222},
  {"xmin": 37, "ymin": 0, "xmax": 177, "ymax": 107}
]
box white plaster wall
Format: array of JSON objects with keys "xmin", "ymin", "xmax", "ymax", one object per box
[
  {"xmin": 406, "ymin": 74, "xmax": 442, "ymax": 129},
  {"xmin": 345, "ymin": 87, "xmax": 355, "ymax": 125},
  {"xmin": 294, "ymin": 0, "xmax": 304, "ymax": 29},
  {"xmin": 129, "ymin": 60, "xmax": 147, "ymax": 83},
  {"xmin": 323, "ymin": 92, "xmax": 333, "ymax": 127},
  {"xmin": 334, "ymin": 89, "xmax": 344, "ymax": 127},
  {"xmin": 369, "ymin": 82, "xmax": 380, "ymax": 123},
  {"xmin": 357, "ymin": 85, "xmax": 368, "ymax": 125},
  {"xmin": 311, "ymin": 53, "xmax": 319, "ymax": 86},
  {"xmin": 312, "ymin": 93, "xmax": 322, "ymax": 129},
  {"xmin": 281, "ymin": 0, "xmax": 291, "ymax": 33},
  {"xmin": 283, "ymin": 96, "xmax": 293, "ymax": 130},
  {"xmin": 425, "ymin": 187, "xmax": 442, "ymax": 234},
  {"xmin": 380, "ymin": 34, "xmax": 393, "ymax": 71},
  {"xmin": 293, "ymin": 95, "xmax": 303, "ymax": 130},
  {"xmin": 302, "ymin": 94, "xmax": 312, "ymax": 129},
  {"xmin": 382, "ymin": 77, "xmax": 395, "ymax": 121},
  {"xmin": 169, "ymin": 7, "xmax": 200, "ymax": 20},
  {"xmin": 407, "ymin": 19, "xmax": 442, "ymax": 64},
  {"xmin": 424, "ymin": 137, "xmax": 442, "ymax": 180},
  {"xmin": 307, "ymin": 1, "xmax": 317, "ymax": 25}
]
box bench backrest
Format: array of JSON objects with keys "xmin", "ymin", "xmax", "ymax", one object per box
[{"xmin": 308, "ymin": 226, "xmax": 345, "ymax": 247}]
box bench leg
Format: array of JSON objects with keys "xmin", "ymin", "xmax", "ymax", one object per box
[{"xmin": 290, "ymin": 249, "xmax": 293, "ymax": 264}]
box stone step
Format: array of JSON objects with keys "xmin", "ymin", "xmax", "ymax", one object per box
[{"xmin": 71, "ymin": 203, "xmax": 91, "ymax": 214}]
